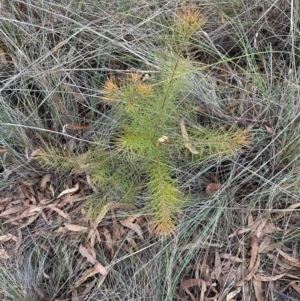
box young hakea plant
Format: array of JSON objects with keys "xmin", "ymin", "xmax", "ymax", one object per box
[{"xmin": 37, "ymin": 8, "xmax": 253, "ymax": 235}]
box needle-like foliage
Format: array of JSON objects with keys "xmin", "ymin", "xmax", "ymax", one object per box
[{"xmin": 37, "ymin": 7, "xmax": 253, "ymax": 235}]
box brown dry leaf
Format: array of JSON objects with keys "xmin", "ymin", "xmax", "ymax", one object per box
[
  {"xmin": 260, "ymin": 273, "xmax": 286, "ymax": 281},
  {"xmin": 60, "ymin": 194, "xmax": 88, "ymax": 207},
  {"xmin": 226, "ymin": 287, "xmax": 241, "ymax": 301},
  {"xmin": 40, "ymin": 174, "xmax": 52, "ymax": 192},
  {"xmin": 20, "ymin": 213, "xmax": 41, "ymax": 228},
  {"xmin": 260, "ymin": 242, "xmax": 283, "ymax": 254},
  {"xmin": 249, "ymin": 236, "xmax": 259, "ymax": 271},
  {"xmin": 0, "ymin": 47, "xmax": 7, "ymax": 65},
  {"xmin": 180, "ymin": 118, "xmax": 199, "ymax": 154},
  {"xmin": 79, "ymin": 244, "xmax": 96, "ymax": 265},
  {"xmin": 102, "ymin": 228, "xmax": 114, "ymax": 253},
  {"xmin": 0, "ymin": 206, "xmax": 23, "ymax": 218},
  {"xmin": 3, "ymin": 209, "xmax": 37, "ymax": 224},
  {"xmin": 111, "ymin": 209, "xmax": 122, "ymax": 241},
  {"xmin": 48, "ymin": 205, "xmax": 70, "ymax": 220},
  {"xmin": 228, "ymin": 228, "xmax": 251, "ymax": 238},
  {"xmin": 0, "ymin": 148, "xmax": 8, "ymax": 153},
  {"xmin": 262, "ymin": 222, "xmax": 279, "ymax": 234},
  {"xmin": 255, "ymin": 219, "xmax": 267, "ymax": 238},
  {"xmin": 57, "ymin": 183, "xmax": 79, "ymax": 199},
  {"xmin": 0, "ymin": 234, "xmax": 18, "ymax": 242},
  {"xmin": 219, "ymin": 253, "xmax": 243, "ymax": 263},
  {"xmin": 94, "ymin": 262, "xmax": 108, "ymax": 275},
  {"xmin": 27, "ymin": 149, "xmax": 43, "ymax": 162},
  {"xmin": 205, "ymin": 183, "xmax": 222, "ymax": 194},
  {"xmin": 119, "ymin": 216, "xmax": 144, "ymax": 240},
  {"xmin": 267, "ymin": 254, "xmax": 296, "ymax": 270},
  {"xmin": 215, "ymin": 250, "xmax": 221, "ymax": 281},
  {"xmin": 290, "ymin": 281, "xmax": 300, "ymax": 294},
  {"xmin": 65, "ymin": 223, "xmax": 88, "ymax": 232},
  {"xmin": 128, "ymin": 238, "xmax": 139, "ymax": 251},
  {"xmin": 0, "ymin": 248, "xmax": 9, "ymax": 259},
  {"xmin": 264, "ymin": 125, "xmax": 274, "ymax": 134},
  {"xmin": 253, "ymin": 273, "xmax": 263, "ymax": 301},
  {"xmin": 180, "ymin": 278, "xmax": 207, "ymax": 289},
  {"xmin": 54, "ymin": 227, "xmax": 66, "ymax": 234},
  {"xmin": 277, "ymin": 249, "xmax": 300, "ymax": 268},
  {"xmin": 258, "ymin": 236, "xmax": 271, "ymax": 253},
  {"xmin": 234, "ymin": 255, "xmax": 260, "ymax": 287},
  {"xmin": 181, "ymin": 279, "xmax": 207, "ymax": 301}
]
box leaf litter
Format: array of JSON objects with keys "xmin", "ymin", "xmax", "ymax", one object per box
[{"xmin": 0, "ymin": 172, "xmax": 151, "ymax": 300}]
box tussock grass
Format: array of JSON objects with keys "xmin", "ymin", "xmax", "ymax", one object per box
[{"xmin": 1, "ymin": 0, "xmax": 300, "ymax": 300}]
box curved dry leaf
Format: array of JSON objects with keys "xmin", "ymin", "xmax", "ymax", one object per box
[
  {"xmin": 180, "ymin": 278, "xmax": 207, "ymax": 289},
  {"xmin": 234, "ymin": 255, "xmax": 260, "ymax": 287},
  {"xmin": 128, "ymin": 238, "xmax": 139, "ymax": 251},
  {"xmin": 264, "ymin": 125, "xmax": 274, "ymax": 134},
  {"xmin": 260, "ymin": 273, "xmax": 286, "ymax": 281},
  {"xmin": 48, "ymin": 206, "xmax": 70, "ymax": 220},
  {"xmin": 226, "ymin": 287, "xmax": 241, "ymax": 301},
  {"xmin": 180, "ymin": 118, "xmax": 199, "ymax": 154},
  {"xmin": 277, "ymin": 249, "xmax": 300, "ymax": 268},
  {"xmin": 120, "ymin": 217, "xmax": 144, "ymax": 240},
  {"xmin": 40, "ymin": 174, "xmax": 52, "ymax": 192},
  {"xmin": 79, "ymin": 244, "xmax": 96, "ymax": 265},
  {"xmin": 57, "ymin": 183, "xmax": 79, "ymax": 199},
  {"xmin": 64, "ymin": 223, "xmax": 88, "ymax": 232}
]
